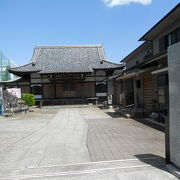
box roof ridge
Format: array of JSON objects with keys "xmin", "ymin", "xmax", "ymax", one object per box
[
  {"xmin": 97, "ymin": 46, "xmax": 104, "ymax": 61},
  {"xmin": 32, "ymin": 47, "xmax": 41, "ymax": 63},
  {"xmin": 35, "ymin": 44, "xmax": 103, "ymax": 48}
]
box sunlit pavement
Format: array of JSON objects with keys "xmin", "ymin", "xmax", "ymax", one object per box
[{"xmin": 0, "ymin": 106, "xmax": 177, "ymax": 180}]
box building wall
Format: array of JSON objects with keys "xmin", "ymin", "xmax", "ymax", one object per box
[
  {"xmin": 114, "ymin": 80, "xmax": 123, "ymax": 105},
  {"xmin": 43, "ymin": 83, "xmax": 54, "ymax": 98},
  {"xmin": 4, "ymin": 69, "xmax": 108, "ymax": 101},
  {"xmin": 125, "ymin": 43, "xmax": 151, "ymax": 69},
  {"xmin": 31, "ymin": 73, "xmax": 42, "ymax": 83},
  {"xmin": 143, "ymin": 74, "xmax": 153, "ymax": 116},
  {"xmin": 135, "ymin": 77, "xmax": 143, "ymax": 107},
  {"xmin": 124, "ymin": 78, "xmax": 134, "ymax": 105},
  {"xmin": 43, "ymin": 82, "xmax": 95, "ymax": 99},
  {"xmin": 168, "ymin": 42, "xmax": 180, "ymax": 168},
  {"xmin": 56, "ymin": 84, "xmax": 63, "ymax": 98},
  {"xmin": 95, "ymin": 70, "xmax": 106, "ymax": 76},
  {"xmin": 125, "ymin": 19, "xmax": 180, "ymax": 70},
  {"xmin": 107, "ymin": 80, "xmax": 114, "ymax": 95},
  {"xmin": 4, "ymin": 78, "xmax": 30, "ymax": 94},
  {"xmin": 20, "ymin": 86, "xmax": 30, "ymax": 94},
  {"xmin": 151, "ymin": 72, "xmax": 169, "ymax": 123},
  {"xmin": 82, "ymin": 83, "xmax": 95, "ymax": 97},
  {"xmin": 107, "ymin": 80, "xmax": 114, "ymax": 104}
]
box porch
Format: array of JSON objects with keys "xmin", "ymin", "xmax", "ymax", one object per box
[{"xmin": 32, "ymin": 81, "xmax": 108, "ymax": 106}]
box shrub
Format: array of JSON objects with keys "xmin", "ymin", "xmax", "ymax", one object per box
[{"xmin": 22, "ymin": 93, "xmax": 35, "ymax": 106}]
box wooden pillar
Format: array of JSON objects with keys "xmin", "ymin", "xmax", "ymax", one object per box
[
  {"xmin": 133, "ymin": 77, "xmax": 137, "ymax": 107},
  {"xmin": 17, "ymin": 79, "xmax": 19, "ymax": 88},
  {"xmin": 113, "ymin": 79, "xmax": 116, "ymax": 105},
  {"xmin": 50, "ymin": 76, "xmax": 54, "ymax": 99},
  {"xmin": 54, "ymin": 77, "xmax": 56, "ymax": 99},
  {"xmin": 94, "ymin": 71, "xmax": 96, "ymax": 97},
  {"xmin": 41, "ymin": 75, "xmax": 44, "ymax": 99},
  {"xmin": 30, "ymin": 75, "xmax": 32, "ymax": 94},
  {"xmin": 123, "ymin": 79, "xmax": 125, "ymax": 106},
  {"xmin": 81, "ymin": 80, "xmax": 83, "ymax": 104}
]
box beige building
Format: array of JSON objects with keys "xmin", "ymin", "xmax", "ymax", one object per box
[{"xmin": 114, "ymin": 3, "xmax": 180, "ymax": 124}]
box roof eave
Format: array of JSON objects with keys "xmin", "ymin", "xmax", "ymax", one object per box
[
  {"xmin": 39, "ymin": 71, "xmax": 92, "ymax": 75},
  {"xmin": 8, "ymin": 69, "xmax": 40, "ymax": 75},
  {"xmin": 139, "ymin": 3, "xmax": 180, "ymax": 41},
  {"xmin": 120, "ymin": 41, "xmax": 152, "ymax": 63},
  {"xmin": 93, "ymin": 66, "xmax": 124, "ymax": 70}
]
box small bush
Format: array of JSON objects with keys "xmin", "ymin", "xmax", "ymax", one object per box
[{"xmin": 22, "ymin": 93, "xmax": 35, "ymax": 106}]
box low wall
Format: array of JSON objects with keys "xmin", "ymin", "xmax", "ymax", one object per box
[{"xmin": 168, "ymin": 42, "xmax": 180, "ymax": 168}]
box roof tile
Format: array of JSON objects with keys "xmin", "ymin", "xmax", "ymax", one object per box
[{"xmin": 9, "ymin": 45, "xmax": 123, "ymax": 74}]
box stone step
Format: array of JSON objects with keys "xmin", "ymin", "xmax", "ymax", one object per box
[{"xmin": 0, "ymin": 157, "xmax": 165, "ymax": 179}]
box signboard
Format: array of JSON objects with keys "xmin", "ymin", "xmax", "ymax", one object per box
[{"xmin": 7, "ymin": 88, "xmax": 21, "ymax": 99}]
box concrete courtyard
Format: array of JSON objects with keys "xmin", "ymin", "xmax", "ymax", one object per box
[{"xmin": 0, "ymin": 106, "xmax": 177, "ymax": 179}]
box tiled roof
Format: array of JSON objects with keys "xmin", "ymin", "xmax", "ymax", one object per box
[
  {"xmin": 9, "ymin": 45, "xmax": 123, "ymax": 74},
  {"xmin": 108, "ymin": 69, "xmax": 124, "ymax": 80}
]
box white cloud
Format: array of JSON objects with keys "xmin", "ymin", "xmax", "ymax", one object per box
[{"xmin": 103, "ymin": 0, "xmax": 152, "ymax": 7}]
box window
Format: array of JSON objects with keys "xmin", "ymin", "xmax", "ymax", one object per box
[
  {"xmin": 106, "ymin": 70, "xmax": 114, "ymax": 76},
  {"xmin": 31, "ymin": 85, "xmax": 42, "ymax": 95},
  {"xmin": 171, "ymin": 27, "xmax": 180, "ymax": 45},
  {"xmin": 157, "ymin": 74, "xmax": 168, "ymax": 87},
  {"xmin": 159, "ymin": 27, "xmax": 180, "ymax": 53},
  {"xmin": 158, "ymin": 88, "xmax": 165, "ymax": 104},
  {"xmin": 157, "ymin": 75, "xmax": 168, "ymax": 105},
  {"xmin": 159, "ymin": 34, "xmax": 171, "ymax": 52},
  {"xmin": 171, "ymin": 30, "xmax": 177, "ymax": 44},
  {"xmin": 159, "ymin": 37, "xmax": 166, "ymax": 52},
  {"xmin": 143, "ymin": 48, "xmax": 153, "ymax": 60},
  {"xmin": 136, "ymin": 80, "xmax": 141, "ymax": 88},
  {"xmin": 96, "ymin": 83, "xmax": 107, "ymax": 93},
  {"xmin": 177, "ymin": 28, "xmax": 180, "ymax": 42},
  {"xmin": 147, "ymin": 49, "xmax": 152, "ymax": 55},
  {"xmin": 63, "ymin": 83, "xmax": 75, "ymax": 91},
  {"xmin": 31, "ymin": 85, "xmax": 42, "ymax": 99}
]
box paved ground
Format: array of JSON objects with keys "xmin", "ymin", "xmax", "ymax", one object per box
[
  {"xmin": 0, "ymin": 158, "xmax": 177, "ymax": 180},
  {"xmin": 85, "ymin": 109, "xmax": 165, "ymax": 161},
  {"xmin": 0, "ymin": 105, "xmax": 177, "ymax": 180},
  {"xmin": 0, "ymin": 106, "xmax": 91, "ymax": 170}
]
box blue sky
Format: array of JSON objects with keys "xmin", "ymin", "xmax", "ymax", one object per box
[{"xmin": 0, "ymin": 0, "xmax": 179, "ymax": 65}]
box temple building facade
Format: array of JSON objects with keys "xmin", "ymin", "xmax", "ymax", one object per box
[{"xmin": 7, "ymin": 45, "xmax": 123, "ymax": 105}]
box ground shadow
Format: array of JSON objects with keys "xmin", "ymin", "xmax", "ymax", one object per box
[
  {"xmin": 135, "ymin": 154, "xmax": 166, "ymax": 171},
  {"xmin": 133, "ymin": 118, "xmax": 165, "ymax": 132},
  {"xmin": 97, "ymin": 106, "xmax": 125, "ymax": 118},
  {"xmin": 105, "ymin": 111, "xmax": 125, "ymax": 118}
]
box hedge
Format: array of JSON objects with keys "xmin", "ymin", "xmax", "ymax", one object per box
[{"xmin": 22, "ymin": 93, "xmax": 35, "ymax": 106}]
